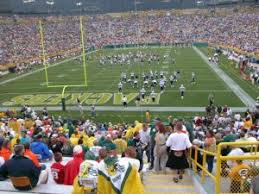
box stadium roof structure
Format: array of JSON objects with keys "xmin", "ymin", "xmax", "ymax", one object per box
[{"xmin": 0, "ymin": 0, "xmax": 258, "ymax": 14}]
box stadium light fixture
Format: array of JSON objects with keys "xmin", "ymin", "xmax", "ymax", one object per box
[
  {"xmin": 23, "ymin": 0, "xmax": 35, "ymax": 3},
  {"xmin": 46, "ymin": 0, "xmax": 54, "ymax": 5},
  {"xmin": 76, "ymin": 2, "xmax": 82, "ymax": 6},
  {"xmin": 161, "ymin": 0, "xmax": 170, "ymax": 2}
]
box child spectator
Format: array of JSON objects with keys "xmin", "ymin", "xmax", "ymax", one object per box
[
  {"xmin": 51, "ymin": 152, "xmax": 65, "ymax": 184},
  {"xmin": 120, "ymin": 146, "xmax": 140, "ymax": 170}
]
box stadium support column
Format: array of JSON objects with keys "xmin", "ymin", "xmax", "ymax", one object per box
[
  {"xmin": 61, "ymin": 97, "xmax": 66, "ymax": 111},
  {"xmin": 61, "ymin": 86, "xmax": 68, "ymax": 111},
  {"xmin": 39, "ymin": 20, "xmax": 49, "ymax": 87}
]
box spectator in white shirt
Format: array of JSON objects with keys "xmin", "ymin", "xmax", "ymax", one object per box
[
  {"xmin": 166, "ymin": 121, "xmax": 192, "ymax": 183},
  {"xmin": 247, "ymin": 131, "xmax": 257, "ymax": 142},
  {"xmin": 227, "ymin": 147, "xmax": 244, "ymax": 168},
  {"xmin": 139, "ymin": 124, "xmax": 151, "ymax": 163},
  {"xmin": 90, "ymin": 140, "xmax": 102, "ymax": 158},
  {"xmin": 0, "ymin": 156, "xmax": 4, "ymax": 167}
]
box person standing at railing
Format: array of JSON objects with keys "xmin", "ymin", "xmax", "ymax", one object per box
[
  {"xmin": 204, "ymin": 130, "xmax": 216, "ymax": 173},
  {"xmin": 154, "ymin": 123, "xmax": 168, "ymax": 174},
  {"xmin": 166, "ymin": 121, "xmax": 192, "ymax": 183},
  {"xmin": 228, "ymin": 160, "xmax": 250, "ymax": 193},
  {"xmin": 250, "ymin": 175, "xmax": 259, "ymax": 194}
]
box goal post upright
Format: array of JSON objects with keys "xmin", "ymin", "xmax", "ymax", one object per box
[
  {"xmin": 80, "ymin": 16, "xmax": 88, "ymax": 87},
  {"xmin": 39, "ymin": 20, "xmax": 49, "ymax": 87},
  {"xmin": 39, "ymin": 17, "xmax": 88, "ymax": 111}
]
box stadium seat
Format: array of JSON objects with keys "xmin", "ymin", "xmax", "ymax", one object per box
[{"xmin": 10, "ymin": 176, "xmax": 32, "ymax": 190}]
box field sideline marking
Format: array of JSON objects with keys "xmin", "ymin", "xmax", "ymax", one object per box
[
  {"xmin": 193, "ymin": 46, "xmax": 255, "ymax": 107},
  {"xmin": 0, "ymin": 50, "xmax": 98, "ymax": 86},
  {"xmin": 0, "ymin": 106, "xmax": 248, "ymax": 112},
  {"xmin": 220, "ymin": 60, "xmax": 259, "ymax": 95}
]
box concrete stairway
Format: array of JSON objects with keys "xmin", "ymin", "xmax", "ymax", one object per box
[{"xmin": 143, "ymin": 171, "xmax": 199, "ymax": 194}]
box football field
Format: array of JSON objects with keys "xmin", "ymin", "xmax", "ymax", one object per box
[{"xmin": 0, "ymin": 46, "xmax": 245, "ymax": 108}]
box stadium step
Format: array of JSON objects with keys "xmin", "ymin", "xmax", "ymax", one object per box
[
  {"xmin": 143, "ymin": 171, "xmax": 198, "ymax": 194},
  {"xmin": 0, "ymin": 180, "xmax": 73, "ymax": 194}
]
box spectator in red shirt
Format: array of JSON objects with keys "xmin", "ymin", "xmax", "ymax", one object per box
[
  {"xmin": 64, "ymin": 145, "xmax": 84, "ymax": 185},
  {"xmin": 51, "ymin": 152, "xmax": 65, "ymax": 184}
]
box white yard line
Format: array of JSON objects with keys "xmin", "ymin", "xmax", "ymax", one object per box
[
  {"xmin": 0, "ymin": 50, "xmax": 98, "ymax": 86},
  {"xmin": 193, "ymin": 46, "xmax": 255, "ymax": 108}
]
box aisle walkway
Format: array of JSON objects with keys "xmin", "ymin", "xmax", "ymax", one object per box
[{"xmin": 143, "ymin": 171, "xmax": 198, "ymax": 194}]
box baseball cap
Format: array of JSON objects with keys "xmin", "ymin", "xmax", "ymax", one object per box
[
  {"xmin": 73, "ymin": 145, "xmax": 83, "ymax": 155},
  {"xmin": 153, "ymin": 117, "xmax": 161, "ymax": 122}
]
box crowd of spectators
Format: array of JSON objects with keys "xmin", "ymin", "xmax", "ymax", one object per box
[
  {"xmin": 0, "ymin": 8, "xmax": 258, "ymax": 71},
  {"xmin": 0, "ymin": 101, "xmax": 258, "ymax": 192},
  {"xmin": 0, "ymin": 6, "xmax": 259, "ymax": 192}
]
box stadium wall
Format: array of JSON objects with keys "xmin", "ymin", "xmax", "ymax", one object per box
[
  {"xmin": 5, "ymin": 0, "xmax": 258, "ymax": 14},
  {"xmin": 102, "ymin": 42, "xmax": 208, "ymax": 49},
  {"xmin": 0, "ymin": 1, "xmax": 11, "ymax": 13}
]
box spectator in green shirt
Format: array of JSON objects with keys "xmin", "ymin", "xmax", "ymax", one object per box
[{"xmin": 221, "ymin": 128, "xmax": 237, "ymax": 156}]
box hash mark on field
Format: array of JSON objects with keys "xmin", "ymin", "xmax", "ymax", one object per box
[
  {"xmin": 39, "ymin": 82, "xmax": 53, "ymax": 86},
  {"xmin": 57, "ymin": 74, "xmax": 66, "ymax": 78},
  {"xmin": 40, "ymin": 82, "xmax": 47, "ymax": 86}
]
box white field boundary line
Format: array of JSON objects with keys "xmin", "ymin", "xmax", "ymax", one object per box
[
  {"xmin": 105, "ymin": 45, "xmax": 192, "ymax": 51},
  {"xmin": 0, "ymin": 50, "xmax": 99, "ymax": 86},
  {"xmin": 220, "ymin": 60, "xmax": 259, "ymax": 94},
  {"xmin": 84, "ymin": 89, "xmax": 233, "ymax": 92},
  {"xmin": 0, "ymin": 106, "xmax": 248, "ymax": 112},
  {"xmin": 193, "ymin": 46, "xmax": 255, "ymax": 107}
]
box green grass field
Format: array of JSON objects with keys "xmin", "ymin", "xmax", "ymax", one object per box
[
  {"xmin": 48, "ymin": 111, "xmax": 206, "ymax": 123},
  {"xmin": 0, "ymin": 46, "xmax": 246, "ymax": 107}
]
